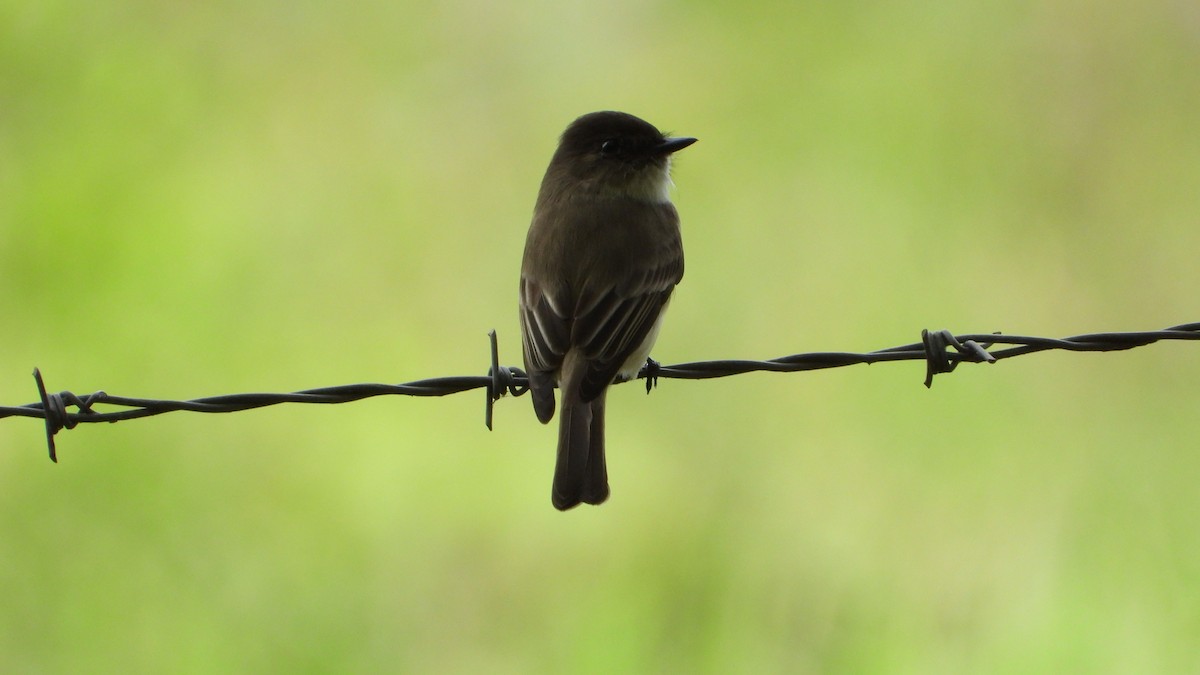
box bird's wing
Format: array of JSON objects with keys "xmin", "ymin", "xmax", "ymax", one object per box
[
  {"xmin": 570, "ymin": 254, "xmax": 682, "ymax": 401},
  {"xmin": 520, "ymin": 199, "xmax": 684, "ymax": 409},
  {"xmin": 520, "ymin": 276, "xmax": 570, "ymax": 422}
]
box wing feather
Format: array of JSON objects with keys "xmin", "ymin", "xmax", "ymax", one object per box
[{"xmin": 520, "ymin": 198, "xmax": 684, "ymax": 410}]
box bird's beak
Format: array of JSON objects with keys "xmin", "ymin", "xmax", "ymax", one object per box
[{"xmin": 656, "ymin": 136, "xmax": 698, "ymax": 154}]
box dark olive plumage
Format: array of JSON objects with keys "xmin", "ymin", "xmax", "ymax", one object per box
[{"xmin": 519, "ymin": 111, "xmax": 695, "ymax": 510}]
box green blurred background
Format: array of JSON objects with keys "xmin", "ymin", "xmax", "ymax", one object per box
[{"xmin": 3, "ymin": 0, "xmax": 1199, "ymax": 671}]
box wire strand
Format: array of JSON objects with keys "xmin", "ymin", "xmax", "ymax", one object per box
[{"xmin": 4, "ymin": 323, "xmax": 1197, "ymax": 462}]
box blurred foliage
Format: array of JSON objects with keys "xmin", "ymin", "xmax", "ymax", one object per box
[{"xmin": 2, "ymin": 0, "xmax": 1199, "ymax": 672}]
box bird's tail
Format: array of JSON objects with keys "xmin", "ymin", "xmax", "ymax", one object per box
[{"xmin": 552, "ymin": 385, "xmax": 609, "ymax": 511}]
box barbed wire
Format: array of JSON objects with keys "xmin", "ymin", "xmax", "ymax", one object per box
[{"xmin": 3, "ymin": 322, "xmax": 1197, "ymax": 463}]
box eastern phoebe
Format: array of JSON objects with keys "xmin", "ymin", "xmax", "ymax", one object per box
[{"xmin": 519, "ymin": 111, "xmax": 696, "ymax": 510}]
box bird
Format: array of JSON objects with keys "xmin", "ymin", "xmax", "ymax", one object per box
[{"xmin": 519, "ymin": 111, "xmax": 696, "ymax": 510}]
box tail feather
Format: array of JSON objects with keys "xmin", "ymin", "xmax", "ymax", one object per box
[
  {"xmin": 580, "ymin": 389, "xmax": 609, "ymax": 505},
  {"xmin": 551, "ymin": 391, "xmax": 609, "ymax": 511},
  {"xmin": 551, "ymin": 356, "xmax": 610, "ymax": 511},
  {"xmin": 552, "ymin": 394, "xmax": 590, "ymax": 510}
]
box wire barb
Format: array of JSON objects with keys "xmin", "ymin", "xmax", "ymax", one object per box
[
  {"xmin": 32, "ymin": 368, "xmax": 106, "ymax": 463},
  {"xmin": 485, "ymin": 330, "xmax": 528, "ymax": 430},
  {"xmin": 3, "ymin": 321, "xmax": 1197, "ymax": 461},
  {"xmin": 921, "ymin": 329, "xmax": 998, "ymax": 388}
]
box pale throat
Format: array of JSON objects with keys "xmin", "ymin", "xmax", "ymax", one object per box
[{"xmin": 624, "ymin": 158, "xmax": 675, "ymax": 203}]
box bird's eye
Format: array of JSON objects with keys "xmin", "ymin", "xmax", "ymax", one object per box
[{"xmin": 599, "ymin": 139, "xmax": 621, "ymax": 155}]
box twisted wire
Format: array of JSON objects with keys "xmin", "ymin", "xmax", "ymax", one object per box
[{"xmin": 3, "ymin": 322, "xmax": 1196, "ymax": 462}]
